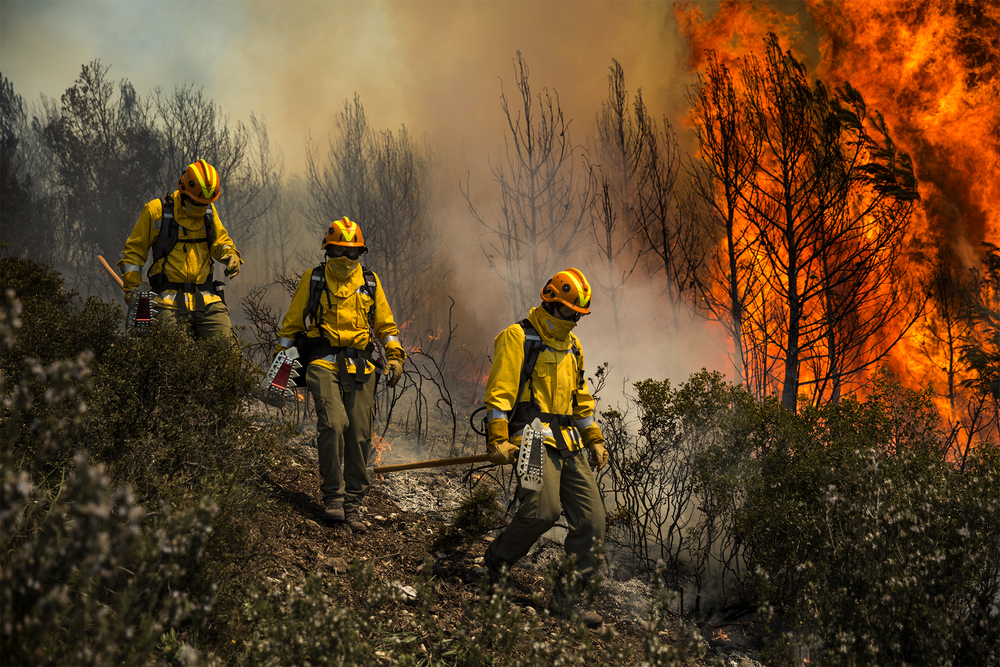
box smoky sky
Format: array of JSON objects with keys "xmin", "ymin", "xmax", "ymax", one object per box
[
  {"xmin": 1, "ymin": 0, "xmax": 729, "ymax": 391},
  {"xmin": 1, "ymin": 0, "xmax": 691, "ymax": 176}
]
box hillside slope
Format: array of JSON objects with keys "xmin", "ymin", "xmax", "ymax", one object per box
[{"xmin": 257, "ymin": 417, "xmax": 765, "ymax": 667}]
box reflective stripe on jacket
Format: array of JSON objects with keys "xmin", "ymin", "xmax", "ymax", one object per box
[
  {"xmin": 484, "ymin": 306, "xmax": 596, "ymax": 453},
  {"xmin": 116, "ymin": 191, "xmax": 240, "ymax": 310},
  {"xmin": 277, "ymin": 259, "xmax": 404, "ymax": 376}
]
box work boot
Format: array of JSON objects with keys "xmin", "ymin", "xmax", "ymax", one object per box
[
  {"xmin": 484, "ymin": 549, "xmax": 508, "ymax": 588},
  {"xmin": 345, "ymin": 509, "xmax": 367, "ymax": 533},
  {"xmin": 323, "ymin": 501, "xmax": 345, "ymax": 523},
  {"xmin": 548, "ymin": 578, "xmax": 603, "ymax": 628},
  {"xmin": 547, "ymin": 598, "xmax": 604, "ymax": 628}
]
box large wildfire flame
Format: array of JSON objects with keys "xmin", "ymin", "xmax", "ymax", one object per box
[{"xmin": 675, "ymin": 0, "xmax": 1000, "ymax": 447}]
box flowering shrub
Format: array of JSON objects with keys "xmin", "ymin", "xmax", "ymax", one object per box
[
  {"xmin": 740, "ymin": 369, "xmax": 1000, "ymax": 665},
  {"xmin": 0, "ymin": 452, "xmax": 218, "ymax": 665}
]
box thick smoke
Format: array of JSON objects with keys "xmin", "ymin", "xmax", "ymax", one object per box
[{"xmin": 1, "ymin": 0, "xmax": 738, "ymax": 392}]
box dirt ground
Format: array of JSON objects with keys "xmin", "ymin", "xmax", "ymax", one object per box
[{"xmin": 254, "ymin": 414, "xmax": 766, "ymax": 667}]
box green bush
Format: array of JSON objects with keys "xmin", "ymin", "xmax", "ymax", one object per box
[
  {"xmin": 739, "ymin": 368, "xmax": 1000, "ymax": 665},
  {"xmin": 600, "ymin": 369, "xmax": 759, "ymax": 611},
  {"xmin": 0, "ymin": 257, "xmax": 120, "ymax": 374},
  {"xmin": 1, "ymin": 258, "xmax": 120, "ymax": 470},
  {"xmin": 1, "ymin": 260, "xmax": 283, "ymax": 658},
  {"xmin": 601, "ymin": 365, "xmax": 999, "ymax": 664},
  {"xmin": 245, "ymin": 573, "xmax": 372, "ymax": 666},
  {"xmin": 0, "ymin": 452, "xmax": 217, "ymax": 666}
]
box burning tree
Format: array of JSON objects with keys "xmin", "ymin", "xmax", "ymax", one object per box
[
  {"xmin": 690, "ymin": 34, "xmax": 922, "ymax": 410},
  {"xmin": 688, "ymin": 52, "xmax": 764, "ymax": 390}
]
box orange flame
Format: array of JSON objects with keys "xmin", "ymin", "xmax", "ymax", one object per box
[
  {"xmin": 676, "ymin": 0, "xmax": 1000, "ymax": 452},
  {"xmin": 371, "ymin": 432, "xmax": 392, "ymax": 467}
]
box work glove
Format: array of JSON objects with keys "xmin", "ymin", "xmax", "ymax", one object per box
[
  {"xmin": 487, "ymin": 418, "xmax": 519, "ymax": 465},
  {"xmin": 223, "ymin": 254, "xmax": 241, "ymax": 278},
  {"xmin": 580, "ymin": 423, "xmax": 609, "ymax": 469},
  {"xmin": 385, "ymin": 359, "xmax": 403, "ymax": 388}
]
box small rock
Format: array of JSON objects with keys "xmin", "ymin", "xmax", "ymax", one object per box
[
  {"xmin": 374, "ymin": 515, "xmax": 386, "ymax": 521},
  {"xmin": 523, "ymin": 605, "xmax": 537, "ymax": 616},
  {"xmin": 392, "ymin": 582, "xmax": 418, "ymax": 603},
  {"xmin": 473, "ymin": 556, "xmax": 484, "ymax": 565},
  {"xmin": 435, "ymin": 551, "xmax": 448, "ymax": 559},
  {"xmin": 325, "ymin": 557, "xmax": 349, "ymax": 574},
  {"xmin": 389, "ymin": 513, "xmax": 398, "ymax": 519}
]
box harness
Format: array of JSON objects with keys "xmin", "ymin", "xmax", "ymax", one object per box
[
  {"xmin": 147, "ymin": 194, "xmax": 222, "ymax": 319},
  {"xmin": 292, "ymin": 262, "xmax": 384, "ymax": 391},
  {"xmin": 508, "ymin": 319, "xmax": 585, "ymax": 458}
]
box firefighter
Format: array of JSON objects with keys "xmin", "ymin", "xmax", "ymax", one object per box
[
  {"xmin": 274, "ymin": 217, "xmax": 405, "ymax": 533},
  {"xmin": 117, "ymin": 159, "xmax": 243, "ymax": 339},
  {"xmin": 482, "ymin": 268, "xmax": 608, "ymax": 628}
]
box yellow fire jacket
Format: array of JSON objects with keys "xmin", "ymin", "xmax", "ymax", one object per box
[
  {"xmin": 116, "ymin": 191, "xmax": 242, "ymax": 310},
  {"xmin": 276, "ymin": 259, "xmax": 405, "ymax": 376},
  {"xmin": 484, "ymin": 306, "xmax": 598, "ymax": 453}
]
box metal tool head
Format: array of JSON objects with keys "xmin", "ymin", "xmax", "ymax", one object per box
[
  {"xmin": 258, "ymin": 347, "xmax": 302, "ymax": 408},
  {"xmin": 517, "ymin": 417, "xmax": 546, "ymax": 491},
  {"xmin": 127, "ymin": 282, "xmax": 158, "ymax": 331}
]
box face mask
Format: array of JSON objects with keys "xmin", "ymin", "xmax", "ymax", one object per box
[
  {"xmin": 329, "ymin": 256, "xmax": 359, "ymax": 279},
  {"xmin": 182, "ymin": 199, "xmax": 209, "ymax": 217},
  {"xmin": 538, "ymin": 306, "xmax": 577, "ymax": 340}
]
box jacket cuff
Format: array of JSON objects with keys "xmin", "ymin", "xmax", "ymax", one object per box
[{"xmin": 385, "ymin": 341, "xmax": 406, "ymax": 361}]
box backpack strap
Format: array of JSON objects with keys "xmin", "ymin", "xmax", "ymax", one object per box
[
  {"xmin": 360, "ymin": 267, "xmax": 385, "ymax": 370},
  {"xmin": 509, "ymin": 319, "xmax": 584, "ymax": 458},
  {"xmin": 149, "ymin": 194, "xmax": 179, "ymax": 275},
  {"xmin": 148, "ymin": 193, "xmax": 217, "ymax": 294},
  {"xmin": 517, "ymin": 319, "xmax": 546, "ymax": 405},
  {"xmin": 303, "ymin": 263, "xmax": 328, "ymax": 331}
]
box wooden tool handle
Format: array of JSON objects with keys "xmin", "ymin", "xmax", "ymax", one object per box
[
  {"xmin": 373, "ymin": 453, "xmax": 493, "ymax": 474},
  {"xmin": 97, "ymin": 255, "xmax": 124, "ymax": 290}
]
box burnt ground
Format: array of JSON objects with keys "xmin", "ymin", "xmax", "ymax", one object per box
[{"xmin": 252, "ymin": 413, "xmax": 766, "ymax": 667}]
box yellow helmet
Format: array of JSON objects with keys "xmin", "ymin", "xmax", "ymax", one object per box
[
  {"xmin": 177, "ymin": 159, "xmax": 221, "ymax": 204},
  {"xmin": 322, "ymin": 217, "xmax": 368, "ymax": 254},
  {"xmin": 540, "ymin": 268, "xmax": 592, "ymax": 314}
]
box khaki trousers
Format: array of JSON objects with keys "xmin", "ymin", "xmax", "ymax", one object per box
[
  {"xmin": 306, "ymin": 364, "xmax": 375, "ymax": 512},
  {"xmin": 157, "ymin": 301, "xmax": 233, "ymax": 341},
  {"xmin": 487, "ymin": 446, "xmax": 606, "ymax": 571}
]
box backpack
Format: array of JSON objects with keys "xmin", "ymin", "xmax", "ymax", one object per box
[
  {"xmin": 472, "ymin": 319, "xmax": 584, "ymax": 457},
  {"xmin": 147, "ymin": 194, "xmax": 224, "ymax": 303},
  {"xmin": 291, "ymin": 262, "xmax": 383, "ymax": 389}
]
